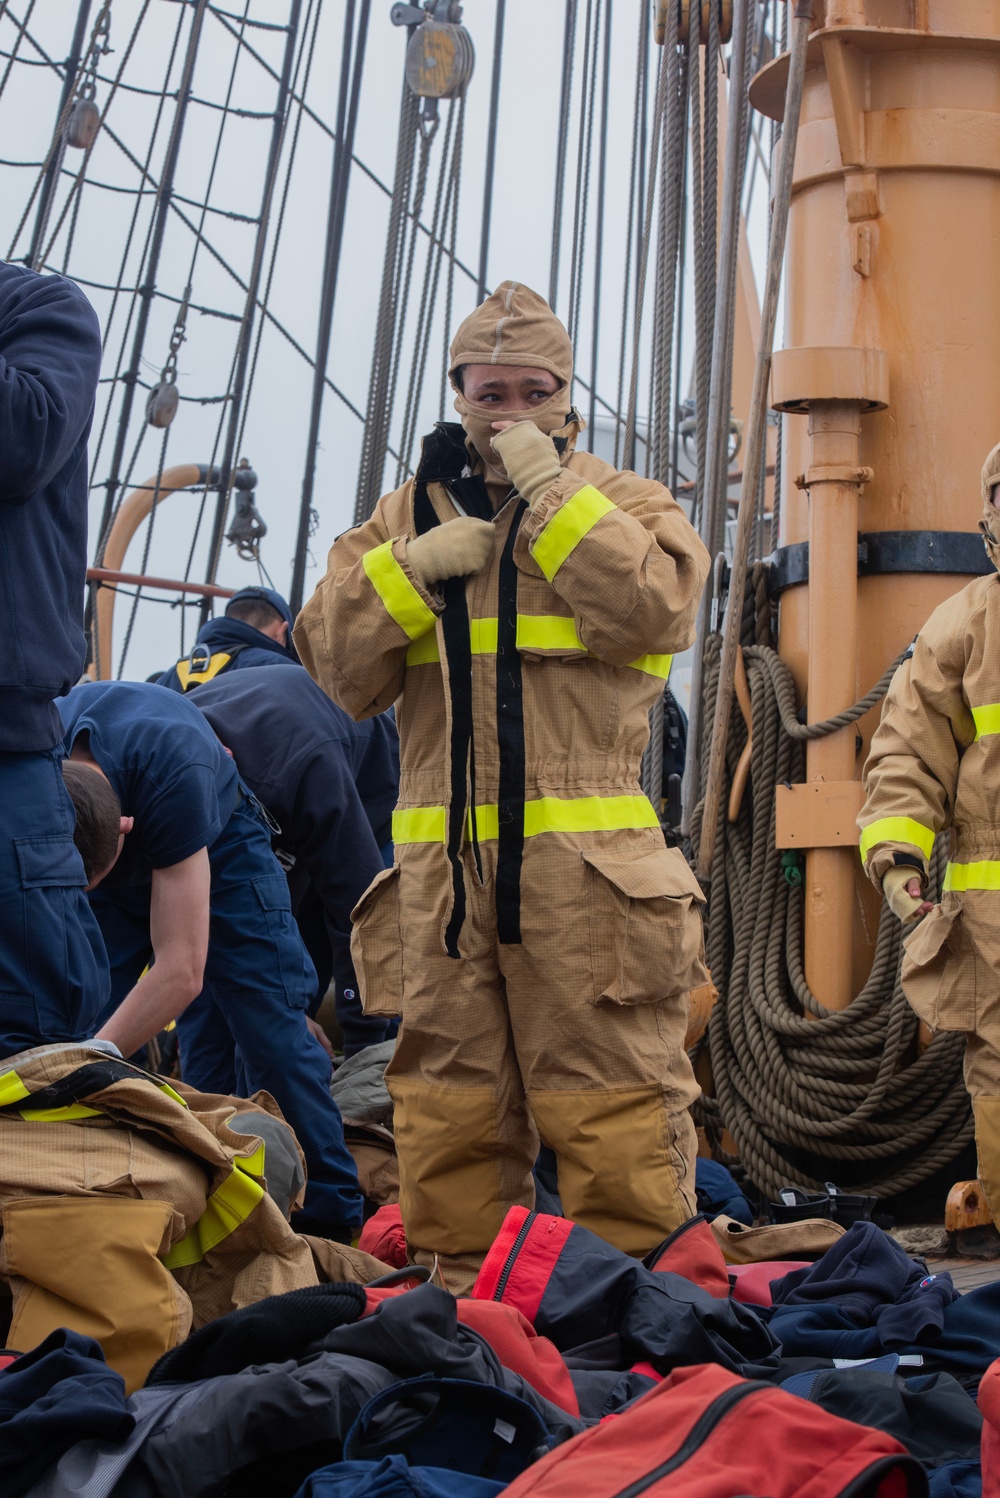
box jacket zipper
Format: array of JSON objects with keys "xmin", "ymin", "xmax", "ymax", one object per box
[
  {"xmin": 493, "ymin": 1210, "xmax": 537, "ymax": 1301},
  {"xmin": 611, "ymin": 1382, "xmax": 769, "ymax": 1498}
]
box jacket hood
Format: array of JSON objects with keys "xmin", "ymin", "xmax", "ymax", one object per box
[
  {"xmin": 448, "ymin": 281, "xmax": 573, "ymax": 390},
  {"xmin": 980, "ymin": 441, "xmax": 1000, "ymax": 573}
]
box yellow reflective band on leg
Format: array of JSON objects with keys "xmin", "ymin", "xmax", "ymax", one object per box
[
  {"xmin": 944, "ymin": 861, "xmax": 1000, "ymax": 892},
  {"xmin": 362, "ymin": 540, "xmax": 438, "ymax": 641},
  {"xmin": 161, "ymin": 1158, "xmax": 266, "ymax": 1270},
  {"xmin": 973, "ymin": 704, "xmax": 1000, "ymax": 741},
  {"xmin": 531, "ymin": 485, "xmax": 616, "ymax": 582},
  {"xmin": 0, "ymin": 1072, "xmax": 30, "ymax": 1107},
  {"xmin": 628, "ymin": 653, "xmax": 673, "ymax": 681},
  {"xmin": 393, "ymin": 795, "xmax": 660, "ymax": 844},
  {"xmin": 859, "ymin": 816, "xmax": 935, "ymax": 864}
]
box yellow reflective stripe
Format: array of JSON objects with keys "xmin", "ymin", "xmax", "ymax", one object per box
[
  {"xmin": 628, "ymin": 652, "xmax": 673, "ymax": 681},
  {"xmin": 238, "ymin": 1141, "xmax": 267, "ymax": 1177},
  {"xmin": 515, "ymin": 615, "xmax": 584, "ymax": 651},
  {"xmin": 470, "ymin": 617, "xmax": 499, "ymax": 654},
  {"xmin": 943, "ymin": 861, "xmax": 1000, "ymax": 892},
  {"xmin": 973, "ymin": 704, "xmax": 1000, "ymax": 741},
  {"xmin": 406, "ymin": 632, "xmax": 441, "ymax": 666},
  {"xmin": 393, "ymin": 795, "xmax": 659, "ymax": 845},
  {"xmin": 532, "ymin": 485, "xmax": 616, "ymax": 582},
  {"xmin": 859, "ymin": 816, "xmax": 935, "ymax": 864},
  {"xmin": 362, "ymin": 540, "xmax": 438, "ymax": 641},
  {"xmin": 0, "ymin": 1072, "xmax": 30, "ymax": 1107},
  {"xmin": 158, "ymin": 1081, "xmax": 189, "ymax": 1109},
  {"xmin": 161, "ymin": 1160, "xmax": 265, "ymax": 1270},
  {"xmin": 20, "ymin": 1103, "xmax": 101, "ymax": 1122}
]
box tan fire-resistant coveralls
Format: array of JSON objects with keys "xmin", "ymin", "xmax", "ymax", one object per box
[
  {"xmin": 296, "ymin": 284, "xmax": 711, "ymax": 1284},
  {"xmin": 858, "ymin": 441, "xmax": 1000, "ymax": 1226},
  {"xmin": 0, "ymin": 1045, "xmax": 387, "ymax": 1388}
]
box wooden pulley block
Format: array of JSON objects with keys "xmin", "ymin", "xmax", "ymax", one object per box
[
  {"xmin": 66, "ymin": 98, "xmax": 100, "ymax": 150},
  {"xmin": 657, "ymin": 0, "xmax": 734, "ymax": 45},
  {"xmin": 146, "ymin": 380, "xmax": 179, "ymax": 430},
  {"xmin": 944, "ymin": 1180, "xmax": 994, "ymax": 1233},
  {"xmin": 405, "ymin": 20, "xmax": 475, "ymax": 100}
]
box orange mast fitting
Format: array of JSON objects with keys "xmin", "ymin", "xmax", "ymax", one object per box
[
  {"xmin": 90, "ymin": 463, "xmax": 218, "ymax": 680},
  {"xmin": 751, "ymin": 0, "xmax": 1000, "ymax": 1008}
]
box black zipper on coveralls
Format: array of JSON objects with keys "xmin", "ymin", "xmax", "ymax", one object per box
[
  {"xmin": 610, "ymin": 1382, "xmax": 770, "ymax": 1498},
  {"xmin": 493, "ymin": 1210, "xmax": 537, "ymax": 1301}
]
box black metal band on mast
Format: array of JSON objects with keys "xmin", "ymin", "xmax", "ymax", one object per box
[
  {"xmin": 94, "ymin": 0, "xmax": 209, "ymax": 559},
  {"xmin": 201, "ymin": 0, "xmax": 306, "ymax": 616},
  {"xmin": 27, "ymin": 0, "xmax": 93, "ymax": 270},
  {"xmin": 476, "ymin": 0, "xmax": 505, "ymax": 303},
  {"xmin": 290, "ymin": 0, "xmax": 371, "ymax": 617}
]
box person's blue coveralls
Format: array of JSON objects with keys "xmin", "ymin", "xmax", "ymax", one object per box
[
  {"xmin": 191, "ymin": 666, "xmax": 400, "ymax": 1056},
  {"xmin": 157, "ymin": 586, "xmax": 299, "ymax": 691},
  {"xmin": 58, "ymin": 680, "xmax": 363, "ymax": 1235},
  {"xmin": 0, "ymin": 262, "xmax": 109, "ymax": 1059}
]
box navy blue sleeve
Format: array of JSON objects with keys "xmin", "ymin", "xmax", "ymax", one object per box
[
  {"xmin": 288, "ymin": 742, "xmax": 383, "ymax": 997},
  {"xmin": 131, "ymin": 763, "xmax": 226, "ymax": 869},
  {"xmin": 0, "ymin": 274, "xmax": 103, "ymax": 505}
]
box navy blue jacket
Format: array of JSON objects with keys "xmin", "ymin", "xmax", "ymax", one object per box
[
  {"xmin": 158, "ymin": 588, "xmax": 299, "ymax": 692},
  {"xmin": 192, "ymin": 666, "xmax": 400, "ymax": 999},
  {"xmin": 0, "ymin": 263, "xmax": 102, "ymax": 751}
]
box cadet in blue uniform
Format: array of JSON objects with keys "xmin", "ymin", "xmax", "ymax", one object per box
[
  {"xmin": 0, "ymin": 260, "xmax": 109, "ymax": 1059},
  {"xmin": 158, "ymin": 586, "xmax": 299, "ymax": 692},
  {"xmin": 191, "ymin": 665, "xmax": 400, "ymax": 1055},
  {"xmin": 59, "ymin": 679, "xmax": 363, "ymax": 1239}
]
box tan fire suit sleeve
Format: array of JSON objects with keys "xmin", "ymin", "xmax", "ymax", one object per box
[
  {"xmin": 858, "ymin": 605, "xmax": 974, "ymax": 886},
  {"xmin": 519, "ymin": 464, "xmax": 710, "ymax": 664},
  {"xmin": 294, "ymin": 490, "xmax": 443, "ymax": 720}
]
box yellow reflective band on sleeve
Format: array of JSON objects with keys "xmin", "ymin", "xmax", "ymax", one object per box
[
  {"xmin": 973, "ymin": 704, "xmax": 1000, "ymax": 741},
  {"xmin": 237, "ymin": 1141, "xmax": 267, "ymax": 1177},
  {"xmin": 0, "ymin": 1072, "xmax": 30, "ymax": 1107},
  {"xmin": 393, "ymin": 794, "xmax": 659, "ymax": 844},
  {"xmin": 628, "ymin": 653, "xmax": 673, "ymax": 681},
  {"xmin": 19, "ymin": 1103, "xmax": 102, "ymax": 1122},
  {"xmin": 362, "ymin": 540, "xmax": 438, "ymax": 641},
  {"xmin": 406, "ymin": 632, "xmax": 441, "ymax": 667},
  {"xmin": 943, "ymin": 861, "xmax": 1000, "ymax": 892},
  {"xmin": 532, "ymin": 485, "xmax": 616, "ymax": 582},
  {"xmin": 859, "ymin": 816, "xmax": 935, "ymax": 864},
  {"xmin": 515, "ymin": 615, "xmax": 585, "ymax": 651},
  {"xmin": 157, "ymin": 1081, "xmax": 189, "ymax": 1109},
  {"xmin": 161, "ymin": 1159, "xmax": 265, "ymax": 1270}
]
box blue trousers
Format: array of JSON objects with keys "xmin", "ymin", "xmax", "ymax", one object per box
[
  {"xmin": 0, "ymin": 749, "xmax": 109, "ymax": 1059},
  {"xmin": 90, "ymin": 800, "xmax": 363, "ymax": 1230}
]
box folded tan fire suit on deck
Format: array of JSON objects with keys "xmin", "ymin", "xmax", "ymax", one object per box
[
  {"xmin": 859, "ymin": 440, "xmax": 1000, "ymax": 1225},
  {"xmin": 296, "ymin": 284, "xmax": 711, "ymax": 1287},
  {"xmin": 0, "ymin": 1045, "xmax": 387, "ymax": 1389}
]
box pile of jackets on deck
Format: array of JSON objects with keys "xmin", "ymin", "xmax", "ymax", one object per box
[{"xmin": 2, "ymin": 1043, "xmax": 1000, "ymax": 1497}]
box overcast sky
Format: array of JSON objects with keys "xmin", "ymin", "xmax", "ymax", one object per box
[{"xmin": 1, "ymin": 1, "xmax": 764, "ymax": 682}]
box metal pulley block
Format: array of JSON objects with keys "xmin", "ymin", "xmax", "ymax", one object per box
[
  {"xmin": 393, "ymin": 1, "xmax": 474, "ymax": 100},
  {"xmin": 66, "ymin": 97, "xmax": 101, "ymax": 150},
  {"xmin": 657, "ymin": 0, "xmax": 734, "ymax": 45},
  {"xmin": 225, "ymin": 458, "xmax": 267, "ymax": 561},
  {"xmin": 145, "ymin": 379, "xmax": 179, "ymax": 429}
]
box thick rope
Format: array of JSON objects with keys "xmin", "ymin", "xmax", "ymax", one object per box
[{"xmin": 692, "ymin": 622, "xmax": 973, "ymax": 1201}]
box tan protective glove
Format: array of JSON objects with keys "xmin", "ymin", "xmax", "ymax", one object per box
[
  {"xmin": 882, "ymin": 865, "xmax": 926, "ymax": 923},
  {"xmin": 490, "ymin": 420, "xmax": 562, "ymax": 509},
  {"xmin": 406, "ymin": 517, "xmax": 494, "ymax": 590}
]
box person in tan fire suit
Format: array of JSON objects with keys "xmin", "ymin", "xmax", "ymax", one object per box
[
  {"xmin": 296, "ymin": 282, "xmax": 711, "ymax": 1288},
  {"xmin": 859, "ymin": 439, "xmax": 1000, "ymax": 1230}
]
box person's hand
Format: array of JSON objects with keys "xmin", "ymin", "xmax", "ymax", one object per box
[
  {"xmin": 882, "ymin": 865, "xmax": 934, "ymax": 923},
  {"xmin": 306, "ymin": 1014, "xmax": 334, "ymax": 1069},
  {"xmin": 406, "ymin": 517, "xmax": 494, "ymax": 588},
  {"xmin": 490, "ymin": 420, "xmax": 561, "ymax": 509}
]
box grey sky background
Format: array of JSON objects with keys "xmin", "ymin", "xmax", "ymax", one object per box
[{"xmin": 1, "ymin": 1, "xmax": 765, "ymax": 683}]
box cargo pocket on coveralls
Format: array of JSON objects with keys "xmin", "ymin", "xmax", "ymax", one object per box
[
  {"xmin": 583, "ymin": 846, "xmax": 708, "ymax": 1004},
  {"xmin": 14, "ymin": 834, "xmax": 93, "ymax": 1032},
  {"xmin": 350, "ymin": 865, "xmax": 404, "ymax": 1016},
  {"xmin": 250, "ymin": 875, "xmax": 311, "ymax": 1006},
  {"xmin": 901, "ymin": 894, "xmax": 974, "ymax": 1031}
]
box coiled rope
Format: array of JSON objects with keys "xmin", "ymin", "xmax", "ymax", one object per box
[{"xmin": 692, "ymin": 609, "xmax": 973, "ymax": 1201}]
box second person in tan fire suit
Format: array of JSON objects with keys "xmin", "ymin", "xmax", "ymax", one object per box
[
  {"xmin": 296, "ymin": 282, "xmax": 711, "ymax": 1288},
  {"xmin": 859, "ymin": 439, "xmax": 1000, "ymax": 1231}
]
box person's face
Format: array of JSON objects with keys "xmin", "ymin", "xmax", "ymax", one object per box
[{"xmin": 461, "ymin": 365, "xmax": 560, "ymax": 410}]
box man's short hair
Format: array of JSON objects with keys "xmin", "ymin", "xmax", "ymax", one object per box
[
  {"xmin": 63, "ymin": 760, "xmax": 121, "ymax": 883},
  {"xmin": 225, "ymin": 597, "xmax": 283, "ymax": 631}
]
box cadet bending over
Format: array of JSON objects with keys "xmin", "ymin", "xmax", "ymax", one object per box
[
  {"xmin": 860, "ymin": 439, "xmax": 1000, "ymax": 1231},
  {"xmin": 297, "ymin": 281, "xmax": 710, "ymax": 1289}
]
